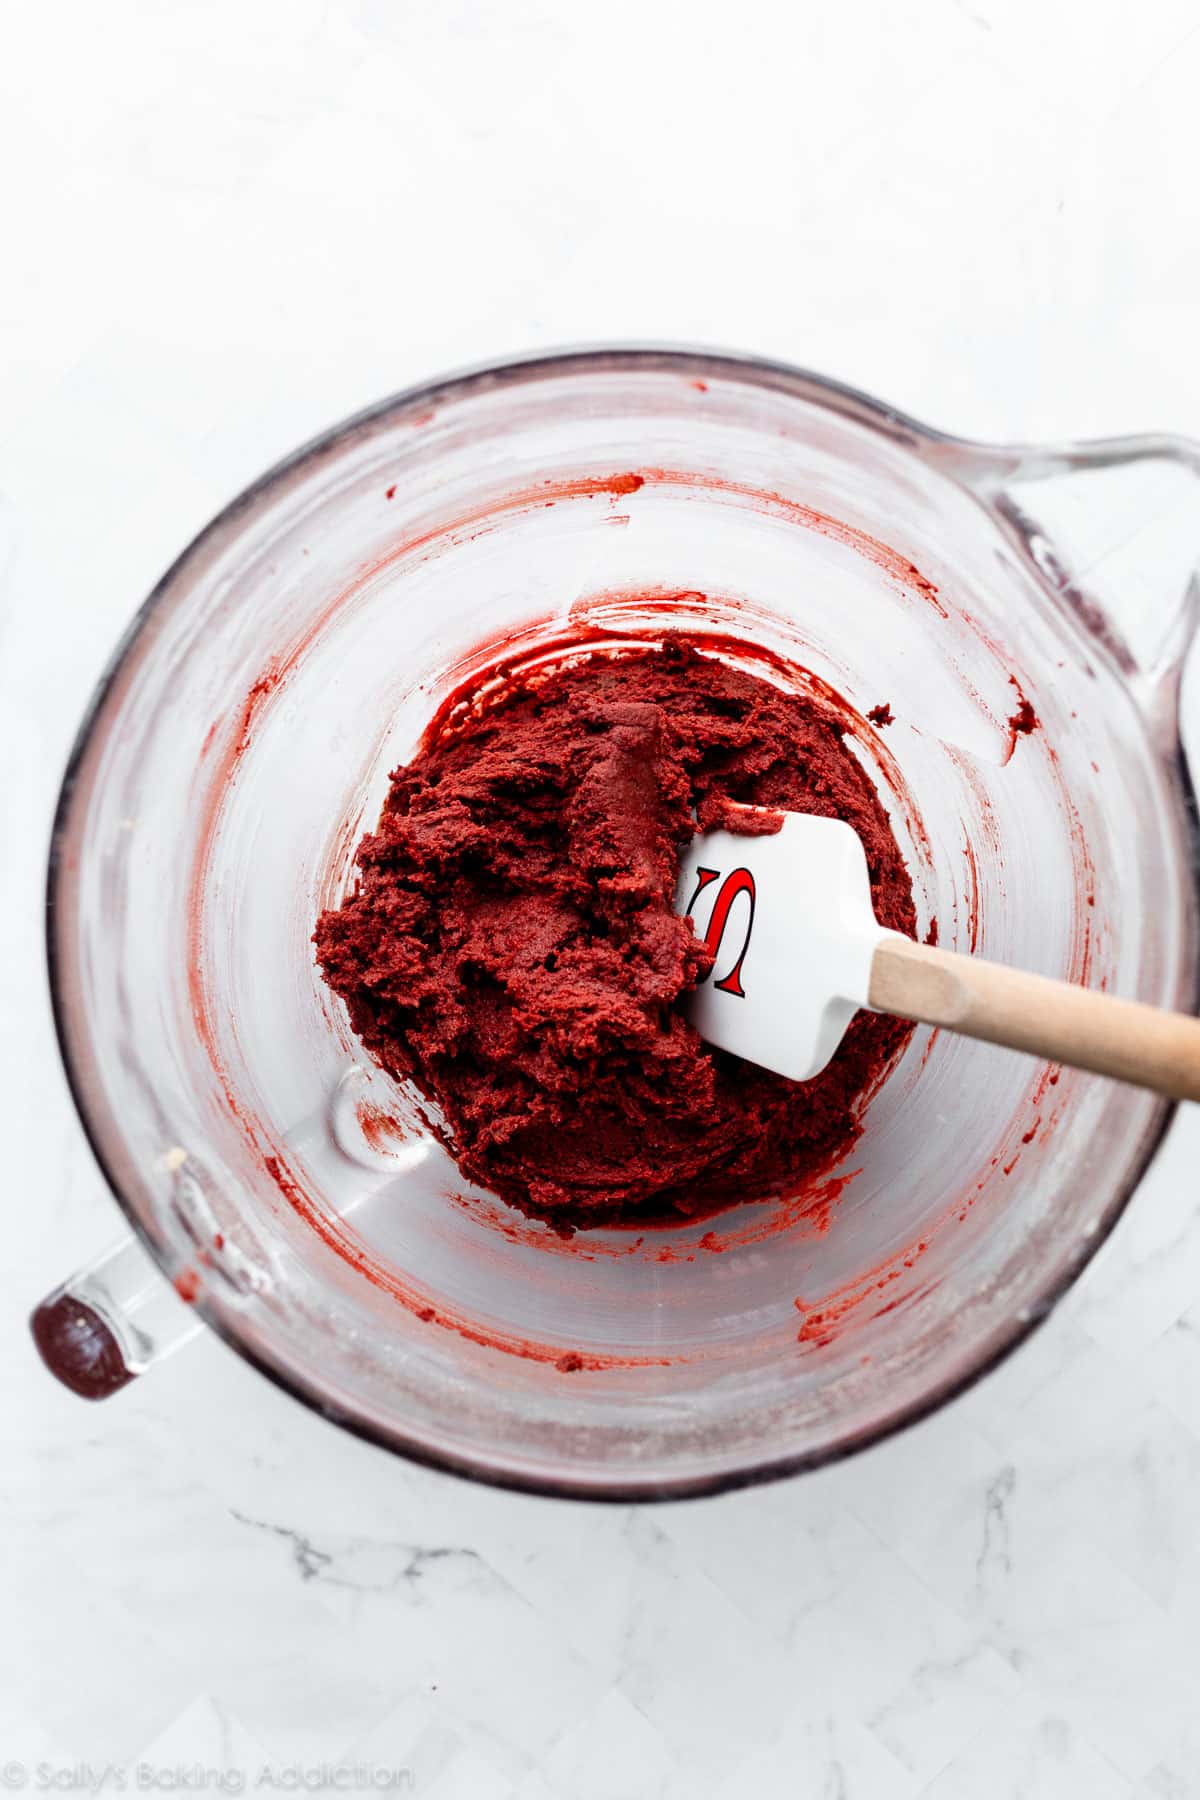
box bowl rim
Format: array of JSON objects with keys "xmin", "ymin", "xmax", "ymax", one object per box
[{"xmin": 44, "ymin": 342, "xmax": 1193, "ymax": 1500}]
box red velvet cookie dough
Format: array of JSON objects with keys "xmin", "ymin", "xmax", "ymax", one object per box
[{"xmin": 315, "ymin": 637, "xmax": 916, "ymax": 1229}]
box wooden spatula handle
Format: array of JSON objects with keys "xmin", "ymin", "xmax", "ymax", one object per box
[{"xmin": 869, "ymin": 937, "xmax": 1200, "ymax": 1103}]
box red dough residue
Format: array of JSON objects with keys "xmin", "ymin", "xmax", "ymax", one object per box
[{"xmin": 1004, "ymin": 675, "xmax": 1039, "ymax": 763}]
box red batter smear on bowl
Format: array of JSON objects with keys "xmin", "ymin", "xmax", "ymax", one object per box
[
  {"xmin": 315, "ymin": 637, "xmax": 915, "ymax": 1230},
  {"xmin": 1004, "ymin": 675, "xmax": 1039, "ymax": 762}
]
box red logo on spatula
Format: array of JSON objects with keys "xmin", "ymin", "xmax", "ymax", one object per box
[{"xmin": 687, "ymin": 866, "xmax": 757, "ymax": 998}]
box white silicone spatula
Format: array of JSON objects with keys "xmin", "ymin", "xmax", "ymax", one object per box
[{"xmin": 677, "ymin": 809, "xmax": 1200, "ymax": 1100}]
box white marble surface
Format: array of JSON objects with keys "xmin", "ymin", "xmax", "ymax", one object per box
[{"xmin": 5, "ymin": 0, "xmax": 1200, "ymax": 1793}]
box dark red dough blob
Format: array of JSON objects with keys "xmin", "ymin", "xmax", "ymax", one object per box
[
  {"xmin": 315, "ymin": 638, "xmax": 916, "ymax": 1230},
  {"xmin": 1005, "ymin": 674, "xmax": 1039, "ymax": 758}
]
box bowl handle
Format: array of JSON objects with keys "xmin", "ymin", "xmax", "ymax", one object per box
[
  {"xmin": 932, "ymin": 432, "xmax": 1200, "ymax": 726},
  {"xmin": 30, "ymin": 1232, "xmax": 202, "ymax": 1400}
]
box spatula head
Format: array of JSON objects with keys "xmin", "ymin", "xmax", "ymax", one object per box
[{"xmin": 675, "ymin": 810, "xmax": 888, "ymax": 1083}]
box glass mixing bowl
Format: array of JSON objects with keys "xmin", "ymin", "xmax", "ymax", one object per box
[{"xmin": 34, "ymin": 348, "xmax": 1200, "ymax": 1498}]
